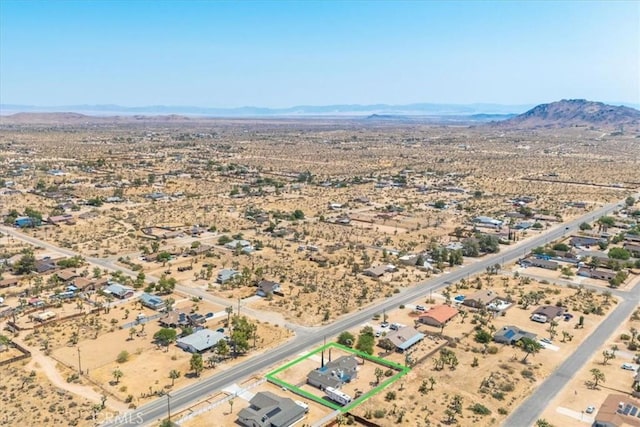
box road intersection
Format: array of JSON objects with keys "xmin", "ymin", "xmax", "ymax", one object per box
[{"xmin": 1, "ymin": 195, "xmax": 637, "ymax": 427}]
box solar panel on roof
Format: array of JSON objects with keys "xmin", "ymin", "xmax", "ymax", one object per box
[
  {"xmin": 623, "ymin": 404, "xmax": 632, "ymax": 415},
  {"xmin": 630, "ymin": 406, "xmax": 637, "ymax": 416}
]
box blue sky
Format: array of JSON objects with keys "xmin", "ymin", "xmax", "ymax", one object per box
[{"xmin": 1, "ymin": 1, "xmax": 638, "ymax": 107}]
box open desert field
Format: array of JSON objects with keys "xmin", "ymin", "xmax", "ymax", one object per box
[{"xmin": 1, "ymin": 117, "xmax": 639, "ymax": 426}]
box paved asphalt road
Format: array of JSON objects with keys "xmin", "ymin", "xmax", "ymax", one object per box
[
  {"xmin": 1, "ymin": 196, "xmax": 636, "ymax": 427},
  {"xmin": 503, "ymin": 284, "xmax": 640, "ymax": 426}
]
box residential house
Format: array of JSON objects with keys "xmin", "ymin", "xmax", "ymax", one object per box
[
  {"xmin": 159, "ymin": 310, "xmax": 189, "ymax": 328},
  {"xmin": 418, "ymin": 305, "xmax": 459, "ymax": 328},
  {"xmin": 519, "ymin": 258, "xmax": 559, "ymax": 270},
  {"xmin": 0, "ymin": 278, "xmax": 19, "ymax": 288},
  {"xmin": 385, "ymin": 326, "xmax": 426, "ymax": 352},
  {"xmin": 307, "ymin": 355, "xmax": 359, "ymax": 390},
  {"xmin": 472, "ymin": 216, "xmax": 503, "ymax": 228},
  {"xmin": 72, "ymin": 277, "xmax": 95, "ymax": 291},
  {"xmin": 217, "ymin": 269, "xmax": 240, "ymax": 284},
  {"xmin": 47, "ymin": 214, "xmax": 74, "ymax": 225},
  {"xmin": 55, "ymin": 269, "xmax": 79, "ymax": 282},
  {"xmin": 398, "ymin": 254, "xmax": 419, "ymax": 266},
  {"xmin": 363, "ymin": 264, "xmax": 396, "ymax": 278},
  {"xmin": 494, "ymin": 325, "xmax": 537, "ymax": 345},
  {"xmin": 237, "ymin": 391, "xmax": 307, "ymax": 427},
  {"xmin": 531, "ymin": 305, "xmax": 565, "ymax": 323},
  {"xmin": 103, "ymin": 283, "xmax": 134, "ymax": 299},
  {"xmin": 224, "ymin": 239, "xmax": 254, "ymax": 253},
  {"xmin": 190, "ymin": 244, "xmax": 213, "ymax": 256},
  {"xmin": 256, "ymin": 280, "xmax": 282, "ymax": 297},
  {"xmin": 593, "ymin": 393, "xmax": 640, "ymax": 427},
  {"xmin": 176, "ymin": 329, "xmax": 224, "ymax": 353},
  {"xmin": 532, "ymin": 214, "xmax": 558, "ymax": 222},
  {"xmin": 139, "ymin": 293, "xmax": 165, "ymax": 311},
  {"xmin": 625, "ymin": 234, "xmax": 640, "ymax": 244},
  {"xmin": 14, "ymin": 216, "xmax": 40, "ymax": 228},
  {"xmin": 570, "ymin": 236, "xmax": 605, "ymax": 248},
  {"xmin": 34, "ymin": 258, "xmax": 58, "ymax": 273},
  {"xmin": 624, "ymin": 243, "xmax": 640, "ymax": 257},
  {"xmin": 577, "ymin": 267, "xmax": 617, "ymax": 281},
  {"xmin": 159, "ymin": 310, "xmax": 206, "ymax": 328},
  {"xmin": 363, "ymin": 265, "xmax": 387, "ymax": 278},
  {"xmin": 461, "ymin": 289, "xmax": 500, "ymax": 309}
]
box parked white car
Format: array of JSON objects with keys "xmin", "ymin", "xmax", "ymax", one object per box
[{"xmin": 622, "ymin": 363, "xmax": 637, "ymax": 371}]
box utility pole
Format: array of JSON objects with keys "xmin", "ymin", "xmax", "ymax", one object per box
[
  {"xmin": 237, "ymin": 297, "xmax": 241, "ymax": 317},
  {"xmin": 77, "ymin": 347, "xmax": 82, "ymax": 375},
  {"xmin": 167, "ymin": 393, "xmax": 172, "ymax": 423}
]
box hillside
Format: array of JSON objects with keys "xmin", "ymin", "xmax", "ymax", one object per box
[{"xmin": 496, "ymin": 99, "xmax": 640, "ymax": 130}]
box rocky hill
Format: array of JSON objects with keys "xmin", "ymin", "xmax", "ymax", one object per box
[{"xmin": 495, "ymin": 99, "xmax": 640, "ymax": 129}]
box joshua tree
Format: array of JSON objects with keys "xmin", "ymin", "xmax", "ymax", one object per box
[
  {"xmin": 112, "ymin": 368, "xmax": 123, "ymax": 384},
  {"xmin": 518, "ymin": 337, "xmax": 542, "ymax": 363},
  {"xmin": 590, "ymin": 368, "xmax": 605, "ymax": 389},
  {"xmin": 602, "ymin": 350, "xmax": 615, "ymax": 365},
  {"xmin": 374, "ymin": 367, "xmax": 384, "ymax": 385},
  {"xmin": 168, "ymin": 369, "xmax": 180, "ymax": 386}
]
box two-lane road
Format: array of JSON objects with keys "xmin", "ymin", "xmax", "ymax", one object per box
[{"xmin": 1, "ymin": 195, "xmax": 635, "ymax": 427}]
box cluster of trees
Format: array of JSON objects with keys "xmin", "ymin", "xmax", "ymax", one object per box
[
  {"xmin": 433, "ymin": 348, "xmax": 458, "ymax": 370},
  {"xmin": 518, "ymin": 291, "xmax": 545, "ymax": 309},
  {"xmin": 229, "ymin": 315, "xmax": 258, "ymax": 356},
  {"xmin": 355, "ymin": 326, "xmax": 375, "ymax": 355},
  {"xmin": 145, "ymin": 275, "xmax": 176, "ymax": 295}
]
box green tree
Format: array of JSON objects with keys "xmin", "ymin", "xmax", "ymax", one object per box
[
  {"xmin": 518, "ymin": 337, "xmax": 542, "ymax": 363},
  {"xmin": 153, "ymin": 328, "xmax": 177, "ymax": 351},
  {"xmin": 337, "ymin": 331, "xmax": 355, "ymax": 347},
  {"xmin": 216, "ymin": 339, "xmax": 230, "ymax": 359},
  {"xmin": 579, "ymin": 222, "xmax": 592, "ymax": 231},
  {"xmin": 590, "ymin": 368, "xmax": 605, "ymax": 388},
  {"xmin": 190, "ymin": 353, "xmax": 204, "ymax": 377},
  {"xmin": 112, "ymin": 368, "xmax": 123, "ymax": 384},
  {"xmin": 608, "ymin": 247, "xmax": 631, "ymax": 260},
  {"xmin": 355, "ymin": 327, "xmax": 375, "ymax": 355},
  {"xmin": 14, "ymin": 249, "xmax": 36, "ymax": 275},
  {"xmin": 168, "ymin": 369, "xmax": 180, "ymax": 386},
  {"xmin": 474, "ymin": 329, "xmax": 492, "ymax": 344}
]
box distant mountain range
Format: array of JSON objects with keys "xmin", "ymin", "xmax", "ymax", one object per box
[
  {"xmin": 0, "ymin": 102, "xmax": 536, "ymax": 117},
  {"xmin": 1, "ymin": 100, "xmax": 638, "ymax": 129},
  {"xmin": 496, "ymin": 99, "xmax": 640, "ymax": 129}
]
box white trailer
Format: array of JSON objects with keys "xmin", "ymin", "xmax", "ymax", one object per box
[{"xmin": 325, "ymin": 386, "xmax": 352, "ymax": 406}]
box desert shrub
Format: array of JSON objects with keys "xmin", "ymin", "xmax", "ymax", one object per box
[
  {"xmin": 500, "ymin": 382, "xmax": 515, "ymax": 392},
  {"xmin": 492, "ymin": 392, "xmax": 505, "ymax": 400},
  {"xmin": 116, "ymin": 350, "xmax": 130, "ymax": 363},
  {"xmin": 385, "ymin": 391, "xmax": 396, "ymax": 401},
  {"xmin": 620, "ymin": 334, "xmax": 631, "ymax": 341},
  {"xmin": 373, "ymin": 409, "xmax": 387, "ymax": 419},
  {"xmin": 521, "ymin": 369, "xmax": 534, "ymax": 379},
  {"xmin": 384, "ymin": 369, "xmax": 394, "ymax": 377},
  {"xmin": 498, "ymin": 408, "xmax": 509, "ymax": 415},
  {"xmin": 471, "ymin": 403, "xmax": 491, "ymax": 415},
  {"xmin": 487, "ymin": 346, "xmax": 499, "ymax": 354}
]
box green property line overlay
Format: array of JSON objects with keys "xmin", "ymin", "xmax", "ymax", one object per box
[{"xmin": 266, "ymin": 342, "xmax": 411, "ymax": 413}]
